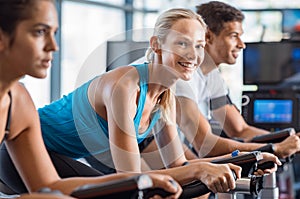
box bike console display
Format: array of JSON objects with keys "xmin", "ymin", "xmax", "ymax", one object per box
[{"xmin": 242, "ymin": 90, "xmax": 300, "ymax": 131}]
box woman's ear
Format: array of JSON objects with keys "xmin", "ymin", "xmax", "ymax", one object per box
[{"xmin": 150, "ymin": 36, "xmax": 161, "ymax": 55}]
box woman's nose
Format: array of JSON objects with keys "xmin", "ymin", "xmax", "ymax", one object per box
[
  {"xmin": 45, "ymin": 35, "xmax": 59, "ymax": 52},
  {"xmin": 186, "ymin": 47, "xmax": 197, "ymax": 60}
]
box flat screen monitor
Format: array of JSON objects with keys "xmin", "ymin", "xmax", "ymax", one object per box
[
  {"xmin": 253, "ymin": 99, "xmax": 293, "ymax": 123},
  {"xmin": 243, "ymin": 41, "xmax": 300, "ymax": 85}
]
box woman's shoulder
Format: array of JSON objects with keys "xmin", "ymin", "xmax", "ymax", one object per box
[
  {"xmin": 10, "ymin": 82, "xmax": 31, "ymax": 99},
  {"xmin": 96, "ymin": 65, "xmax": 139, "ymax": 87},
  {"xmin": 91, "ymin": 65, "xmax": 140, "ymax": 101},
  {"xmin": 107, "ymin": 65, "xmax": 136, "ymax": 76},
  {"xmin": 10, "ymin": 82, "xmax": 37, "ymax": 117},
  {"xmin": 7, "ymin": 82, "xmax": 38, "ymax": 140}
]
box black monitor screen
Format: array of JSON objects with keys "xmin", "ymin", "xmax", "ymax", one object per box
[
  {"xmin": 253, "ymin": 99, "xmax": 293, "ymax": 123},
  {"xmin": 243, "ymin": 41, "xmax": 300, "ymax": 85}
]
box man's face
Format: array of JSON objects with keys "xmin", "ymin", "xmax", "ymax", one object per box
[{"xmin": 205, "ymin": 21, "xmax": 246, "ymax": 66}]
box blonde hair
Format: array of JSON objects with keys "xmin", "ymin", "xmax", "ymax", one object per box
[{"xmin": 146, "ymin": 8, "xmax": 207, "ymax": 123}]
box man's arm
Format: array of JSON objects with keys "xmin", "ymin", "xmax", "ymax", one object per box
[
  {"xmin": 212, "ymin": 104, "xmax": 269, "ymax": 140},
  {"xmin": 176, "ymin": 97, "xmax": 265, "ymax": 157}
]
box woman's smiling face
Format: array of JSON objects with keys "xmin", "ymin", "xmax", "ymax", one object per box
[{"xmin": 160, "ymin": 18, "xmax": 206, "ymax": 81}]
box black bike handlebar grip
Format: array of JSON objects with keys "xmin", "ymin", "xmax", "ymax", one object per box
[
  {"xmin": 257, "ymin": 161, "xmax": 276, "ymax": 170},
  {"xmin": 142, "ymin": 188, "xmax": 173, "ymax": 198},
  {"xmin": 179, "ymin": 181, "xmax": 210, "ymax": 199},
  {"xmin": 211, "ymin": 151, "xmax": 262, "ymax": 164},
  {"xmin": 70, "ymin": 174, "xmax": 153, "ymax": 199},
  {"xmin": 211, "ymin": 151, "xmax": 262, "ymax": 177},
  {"xmin": 251, "ymin": 128, "xmax": 294, "ymax": 143}
]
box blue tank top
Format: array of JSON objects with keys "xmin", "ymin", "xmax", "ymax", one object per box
[{"xmin": 39, "ymin": 63, "xmax": 161, "ymax": 158}]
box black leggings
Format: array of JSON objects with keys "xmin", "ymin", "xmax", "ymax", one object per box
[{"xmin": 0, "ymin": 143, "xmax": 103, "ymax": 194}]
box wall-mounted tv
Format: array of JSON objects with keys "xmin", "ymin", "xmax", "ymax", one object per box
[{"xmin": 243, "ymin": 41, "xmax": 300, "ymax": 86}]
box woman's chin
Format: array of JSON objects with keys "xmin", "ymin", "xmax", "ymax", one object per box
[
  {"xmin": 180, "ymin": 74, "xmax": 193, "ymax": 81},
  {"xmin": 31, "ymin": 71, "xmax": 48, "ymax": 79}
]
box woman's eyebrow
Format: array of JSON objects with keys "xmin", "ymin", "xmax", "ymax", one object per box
[
  {"xmin": 176, "ymin": 35, "xmax": 205, "ymax": 42},
  {"xmin": 33, "ymin": 23, "xmax": 51, "ymax": 29}
]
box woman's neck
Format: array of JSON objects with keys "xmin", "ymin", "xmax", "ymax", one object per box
[
  {"xmin": 0, "ymin": 68, "xmax": 17, "ymax": 99},
  {"xmin": 147, "ymin": 61, "xmax": 178, "ymax": 93},
  {"xmin": 0, "ymin": 61, "xmax": 19, "ymax": 95},
  {"xmin": 0, "ymin": 81, "xmax": 13, "ymax": 100}
]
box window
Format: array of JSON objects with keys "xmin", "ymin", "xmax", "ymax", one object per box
[
  {"xmin": 20, "ymin": 75, "xmax": 51, "ymax": 108},
  {"xmin": 242, "ymin": 10, "xmax": 283, "ymax": 42},
  {"xmin": 61, "ymin": 1, "xmax": 125, "ymax": 95},
  {"xmin": 87, "ymin": 0, "xmax": 124, "ymax": 5}
]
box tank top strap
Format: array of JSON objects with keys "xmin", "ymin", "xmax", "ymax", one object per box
[
  {"xmin": 4, "ymin": 91, "xmax": 12, "ymax": 138},
  {"xmin": 134, "ymin": 63, "xmax": 148, "ymax": 87},
  {"xmin": 132, "ymin": 63, "xmax": 148, "ymax": 129}
]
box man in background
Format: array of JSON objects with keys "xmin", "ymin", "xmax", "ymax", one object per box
[{"xmin": 175, "ymin": 1, "xmax": 300, "ymax": 158}]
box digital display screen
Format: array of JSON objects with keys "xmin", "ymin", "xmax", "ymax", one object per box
[{"xmin": 253, "ymin": 99, "xmax": 293, "ymax": 123}]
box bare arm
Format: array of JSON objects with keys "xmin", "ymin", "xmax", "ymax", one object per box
[
  {"xmin": 212, "ymin": 104, "xmax": 269, "ymax": 139},
  {"xmin": 154, "ymin": 94, "xmax": 187, "ymax": 168},
  {"xmin": 176, "ymin": 97, "xmax": 265, "ymax": 157},
  {"xmin": 104, "ymin": 76, "xmax": 142, "ymax": 173}
]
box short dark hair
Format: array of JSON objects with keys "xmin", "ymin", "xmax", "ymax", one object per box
[{"xmin": 196, "ymin": 1, "xmax": 244, "ymax": 35}]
